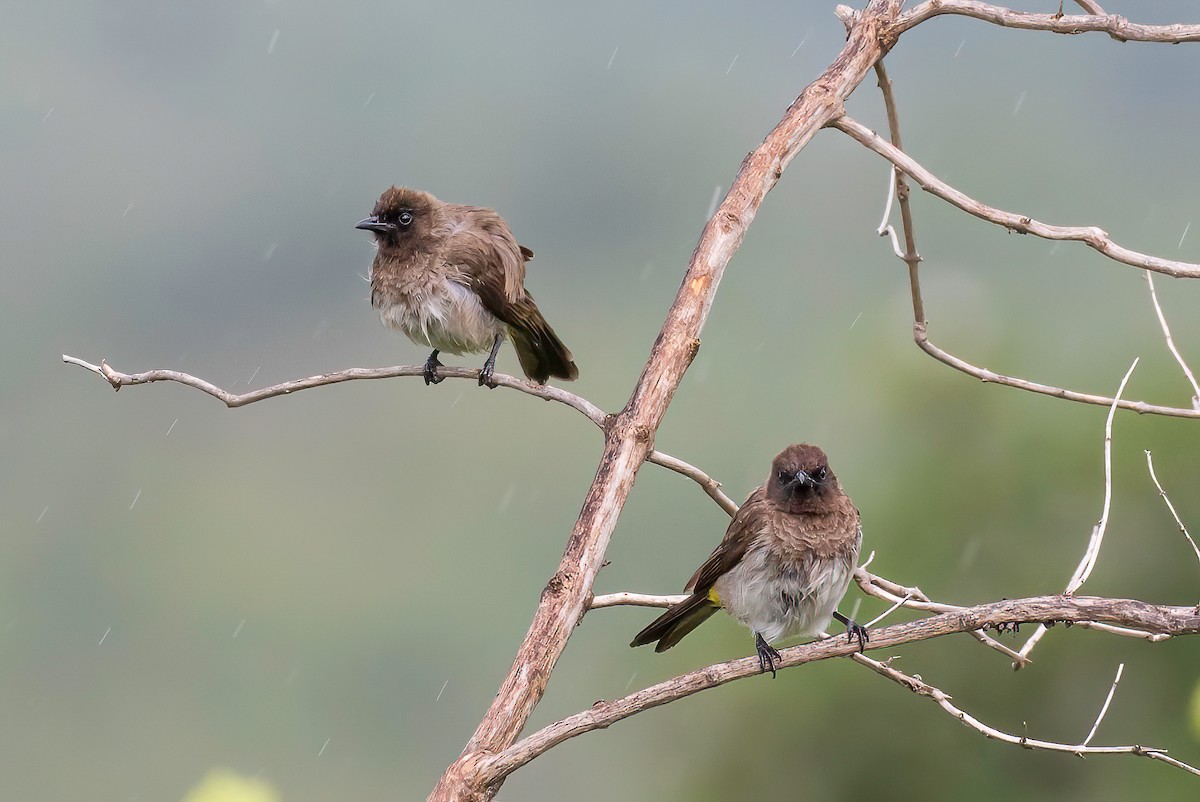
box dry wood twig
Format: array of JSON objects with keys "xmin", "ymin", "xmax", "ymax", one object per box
[
  {"xmin": 898, "ymin": 1, "xmax": 1200, "ymax": 43},
  {"xmin": 1145, "ymin": 450, "xmax": 1200, "ymax": 586},
  {"xmin": 853, "ymin": 653, "xmax": 1198, "ymax": 775},
  {"xmin": 482, "ymin": 595, "xmax": 1200, "ymax": 781},
  {"xmin": 829, "ymin": 116, "xmax": 1200, "ymax": 280},
  {"xmin": 1015, "ymin": 362, "xmax": 1138, "ymax": 666},
  {"xmin": 60, "ymin": 355, "xmax": 737, "ymax": 516}
]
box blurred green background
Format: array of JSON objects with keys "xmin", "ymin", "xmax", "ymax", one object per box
[{"xmin": 4, "ymin": 1, "xmax": 1199, "ymax": 799}]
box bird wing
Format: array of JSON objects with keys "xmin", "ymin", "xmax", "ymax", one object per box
[
  {"xmin": 684, "ymin": 486, "xmax": 768, "ymax": 593},
  {"xmin": 443, "ymin": 205, "xmax": 529, "ymax": 311}
]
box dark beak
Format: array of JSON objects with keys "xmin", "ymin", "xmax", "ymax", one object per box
[
  {"xmin": 789, "ymin": 470, "xmax": 817, "ymax": 490},
  {"xmin": 355, "ymin": 216, "xmax": 395, "ymax": 234}
]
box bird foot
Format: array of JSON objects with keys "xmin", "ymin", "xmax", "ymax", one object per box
[
  {"xmin": 833, "ymin": 611, "xmax": 869, "ymax": 653},
  {"xmin": 845, "ymin": 620, "xmax": 869, "ymax": 652},
  {"xmin": 478, "ymin": 363, "xmax": 498, "ymax": 389},
  {"xmin": 423, "ymin": 352, "xmax": 445, "ymax": 385},
  {"xmin": 755, "ymin": 633, "xmax": 781, "ymax": 678}
]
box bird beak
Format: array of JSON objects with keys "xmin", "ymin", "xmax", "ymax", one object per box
[
  {"xmin": 355, "ymin": 216, "xmax": 395, "ymax": 234},
  {"xmin": 791, "ymin": 470, "xmax": 816, "ymax": 490}
]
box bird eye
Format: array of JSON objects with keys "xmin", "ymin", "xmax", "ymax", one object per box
[
  {"xmin": 777, "ymin": 469, "xmax": 790, "ymax": 484},
  {"xmin": 398, "ymin": 211, "xmax": 414, "ymax": 227},
  {"xmin": 814, "ymin": 466, "xmax": 828, "ymax": 481}
]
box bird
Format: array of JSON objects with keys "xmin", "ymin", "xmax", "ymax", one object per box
[
  {"xmin": 631, "ymin": 443, "xmax": 866, "ymax": 677},
  {"xmin": 356, "ymin": 186, "xmax": 578, "ymax": 387}
]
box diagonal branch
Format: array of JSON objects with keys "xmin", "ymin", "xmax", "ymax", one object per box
[
  {"xmin": 1145, "ymin": 450, "xmax": 1200, "ymax": 590},
  {"xmin": 898, "ymin": 1, "xmax": 1200, "ymax": 43},
  {"xmin": 1015, "ymin": 361, "xmax": 1137, "ymax": 666},
  {"xmin": 481, "ymin": 594, "xmax": 1200, "ymax": 782},
  {"xmin": 431, "ymin": 4, "xmax": 908, "ymax": 798},
  {"xmin": 829, "ymin": 116, "xmax": 1200, "ymax": 279},
  {"xmin": 1145, "ymin": 272, "xmax": 1200, "ymax": 409},
  {"xmin": 853, "ymin": 653, "xmax": 1198, "ymax": 776},
  {"xmin": 831, "ymin": 113, "xmax": 1200, "ymax": 419}
]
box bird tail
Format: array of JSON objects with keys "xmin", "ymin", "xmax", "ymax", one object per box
[
  {"xmin": 506, "ymin": 295, "xmax": 579, "ymax": 384},
  {"xmin": 630, "ymin": 593, "xmax": 720, "ymax": 653}
]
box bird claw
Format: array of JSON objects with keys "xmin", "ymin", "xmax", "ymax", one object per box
[
  {"xmin": 478, "ymin": 363, "xmax": 498, "ymax": 389},
  {"xmin": 845, "ymin": 620, "xmax": 869, "ymax": 653},
  {"xmin": 423, "ymin": 352, "xmax": 445, "ymax": 385},
  {"xmin": 755, "ymin": 633, "xmax": 781, "ymax": 678}
]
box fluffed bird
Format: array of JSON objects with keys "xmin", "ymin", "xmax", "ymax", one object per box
[
  {"xmin": 356, "ymin": 186, "xmax": 578, "ymax": 387},
  {"xmin": 631, "ymin": 443, "xmax": 866, "ymax": 677}
]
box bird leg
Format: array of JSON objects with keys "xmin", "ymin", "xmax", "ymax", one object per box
[
  {"xmin": 423, "ymin": 350, "xmax": 445, "ymax": 385},
  {"xmin": 755, "ymin": 633, "xmax": 782, "ymax": 678},
  {"xmin": 833, "ymin": 611, "xmax": 868, "ymax": 652},
  {"xmin": 478, "ymin": 334, "xmax": 503, "ymax": 389}
]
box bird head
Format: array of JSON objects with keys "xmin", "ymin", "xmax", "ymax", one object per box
[
  {"xmin": 767, "ymin": 443, "xmax": 837, "ymax": 505},
  {"xmin": 356, "ymin": 186, "xmax": 442, "ymax": 249}
]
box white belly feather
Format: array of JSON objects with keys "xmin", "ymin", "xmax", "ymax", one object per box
[
  {"xmin": 713, "ymin": 543, "xmax": 856, "ymax": 644},
  {"xmin": 375, "ymin": 280, "xmax": 503, "ymax": 356}
]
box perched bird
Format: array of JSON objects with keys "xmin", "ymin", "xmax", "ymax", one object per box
[
  {"xmin": 356, "ymin": 186, "xmax": 578, "ymax": 387},
  {"xmin": 631, "ymin": 444, "xmax": 866, "ymax": 677}
]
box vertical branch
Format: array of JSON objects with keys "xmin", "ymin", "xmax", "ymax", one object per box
[
  {"xmin": 873, "ymin": 60, "xmax": 924, "ymax": 327},
  {"xmin": 1014, "ymin": 359, "xmax": 1139, "ymax": 666},
  {"xmin": 428, "ymin": 3, "xmax": 905, "ymax": 799}
]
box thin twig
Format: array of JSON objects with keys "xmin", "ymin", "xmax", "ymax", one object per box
[
  {"xmin": 910, "ymin": 329, "xmax": 1200, "ymax": 419},
  {"xmin": 589, "ymin": 592, "xmax": 687, "ymax": 610},
  {"xmin": 898, "ymin": 1, "xmax": 1200, "ymax": 44},
  {"xmin": 1073, "ymin": 0, "xmax": 1106, "ymax": 15},
  {"xmin": 483, "ymin": 594, "xmax": 1200, "ymax": 781},
  {"xmin": 1145, "ymin": 450, "xmax": 1200, "ymax": 583},
  {"xmin": 1082, "ymin": 663, "xmax": 1124, "ymax": 747},
  {"xmin": 832, "ymin": 113, "xmax": 1200, "ymax": 418},
  {"xmin": 62, "ymin": 355, "xmax": 743, "ymax": 519},
  {"xmin": 1145, "ymin": 272, "xmax": 1200, "ymax": 409},
  {"xmin": 1016, "ymin": 360, "xmax": 1139, "ymax": 666},
  {"xmin": 865, "ymin": 593, "xmax": 912, "ymax": 628},
  {"xmin": 829, "ymin": 116, "xmax": 1200, "ymax": 279},
  {"xmin": 62, "ymin": 354, "xmax": 607, "ymax": 422},
  {"xmin": 1067, "ymin": 359, "xmax": 1138, "ymax": 592},
  {"xmin": 645, "ymin": 450, "xmax": 739, "ymax": 516},
  {"xmin": 853, "ymin": 654, "xmax": 1197, "ymax": 775}
]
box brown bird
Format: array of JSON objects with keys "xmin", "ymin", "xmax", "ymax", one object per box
[
  {"xmin": 631, "ymin": 444, "xmax": 866, "ymax": 677},
  {"xmin": 356, "ymin": 187, "xmax": 578, "ymax": 387}
]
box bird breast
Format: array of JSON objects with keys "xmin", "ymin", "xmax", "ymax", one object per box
[
  {"xmin": 373, "ymin": 274, "xmax": 503, "ymax": 355},
  {"xmin": 713, "ymin": 543, "xmax": 856, "ymax": 644}
]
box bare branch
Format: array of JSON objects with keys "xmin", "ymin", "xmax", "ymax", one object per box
[
  {"xmin": 431, "ymin": 5, "xmax": 910, "ymax": 798},
  {"xmin": 1145, "ymin": 450, "xmax": 1200, "ymax": 584},
  {"xmin": 645, "ymin": 450, "xmax": 739, "ymax": 516},
  {"xmin": 854, "ymin": 654, "xmax": 1198, "ymax": 775},
  {"xmin": 1067, "ymin": 359, "xmax": 1137, "ymax": 592},
  {"xmin": 1082, "ymin": 663, "xmax": 1124, "ymax": 747},
  {"xmin": 898, "ymin": 1, "xmax": 1200, "ymax": 43},
  {"xmin": 1073, "ymin": 0, "xmax": 1106, "ymax": 15},
  {"xmin": 1016, "ymin": 361, "xmax": 1138, "ymax": 666},
  {"xmin": 62, "ymin": 354, "xmax": 749, "ymax": 521},
  {"xmin": 1145, "ymin": 272, "xmax": 1200, "ymax": 409},
  {"xmin": 830, "ymin": 116, "xmax": 1200, "ymax": 279},
  {"xmin": 588, "ymin": 592, "xmax": 687, "ymax": 610},
  {"xmin": 482, "ymin": 595, "xmax": 1200, "ymax": 782},
  {"xmin": 62, "ymin": 354, "xmax": 607, "ymax": 423},
  {"xmin": 864, "ymin": 592, "xmax": 912, "ymax": 628},
  {"xmin": 910, "ymin": 330, "xmax": 1200, "ymax": 419},
  {"xmin": 856, "ymin": 566, "xmax": 1166, "ymax": 653}
]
